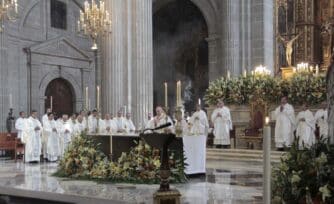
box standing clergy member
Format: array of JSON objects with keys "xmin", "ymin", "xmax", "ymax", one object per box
[
  {"xmin": 211, "ymin": 100, "xmax": 233, "ymax": 148},
  {"xmin": 100, "ymin": 113, "xmax": 116, "ymax": 134},
  {"xmin": 73, "ymin": 115, "xmax": 86, "ymax": 135},
  {"xmin": 189, "ymin": 105, "xmax": 209, "ymax": 135},
  {"xmin": 175, "ymin": 110, "xmax": 189, "ymax": 137},
  {"xmin": 147, "ymin": 106, "xmax": 174, "ymax": 133},
  {"xmin": 143, "ymin": 113, "xmax": 153, "ymax": 129},
  {"xmin": 22, "ymin": 110, "xmax": 42, "ymax": 163},
  {"xmin": 41, "ymin": 108, "xmax": 52, "ymax": 160},
  {"xmin": 114, "ymin": 110, "xmax": 127, "ymax": 133},
  {"xmin": 87, "ymin": 109, "xmax": 98, "ymax": 133},
  {"xmin": 296, "ymin": 103, "xmax": 315, "ymax": 148},
  {"xmin": 59, "ymin": 114, "xmax": 72, "ymax": 156},
  {"xmin": 274, "ymin": 96, "xmax": 296, "ymax": 150},
  {"xmin": 43, "ymin": 113, "xmax": 60, "ymax": 162},
  {"xmin": 124, "ymin": 113, "xmax": 136, "ymax": 133},
  {"xmin": 315, "ymin": 102, "xmax": 328, "ymax": 139},
  {"xmin": 15, "ymin": 111, "xmax": 27, "ymax": 139}
]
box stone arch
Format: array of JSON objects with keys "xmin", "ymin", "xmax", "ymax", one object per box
[
  {"xmin": 19, "ymin": 0, "xmax": 41, "ymax": 29},
  {"xmin": 38, "ymin": 69, "xmax": 83, "ymax": 114},
  {"xmin": 153, "ymin": 0, "xmax": 217, "ymax": 35}
]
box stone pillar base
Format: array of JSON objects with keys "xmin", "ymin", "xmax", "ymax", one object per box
[{"xmin": 153, "ymin": 189, "xmax": 181, "ymax": 204}]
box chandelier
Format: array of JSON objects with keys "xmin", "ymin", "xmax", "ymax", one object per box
[
  {"xmin": 78, "ymin": 0, "xmax": 111, "ymax": 50},
  {"xmin": 0, "ymin": 0, "xmax": 18, "ymax": 32}
]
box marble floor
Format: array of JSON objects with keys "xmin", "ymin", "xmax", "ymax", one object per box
[{"xmin": 0, "ymin": 159, "xmax": 264, "ymax": 204}]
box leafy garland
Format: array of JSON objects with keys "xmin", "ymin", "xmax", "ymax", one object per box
[
  {"xmin": 204, "ymin": 72, "xmax": 326, "ymax": 106},
  {"xmin": 55, "ymin": 134, "xmax": 187, "ymax": 184},
  {"xmin": 272, "ymin": 137, "xmax": 334, "ymax": 203}
]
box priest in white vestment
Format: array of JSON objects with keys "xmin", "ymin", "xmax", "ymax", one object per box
[
  {"xmin": 146, "ymin": 106, "xmax": 174, "ymax": 133},
  {"xmin": 87, "ymin": 110, "xmax": 98, "ymax": 133},
  {"xmin": 189, "ymin": 105, "xmax": 209, "ymax": 135},
  {"xmin": 73, "ymin": 115, "xmax": 86, "ymax": 136},
  {"xmin": 274, "ymin": 96, "xmax": 296, "ymax": 149},
  {"xmin": 22, "ymin": 110, "xmax": 42, "ymax": 163},
  {"xmin": 43, "ymin": 113, "xmax": 60, "ymax": 161},
  {"xmin": 41, "ymin": 108, "xmax": 52, "ymax": 159},
  {"xmin": 315, "ymin": 102, "xmax": 328, "ymax": 139},
  {"xmin": 114, "ymin": 111, "xmax": 127, "ymax": 133},
  {"xmin": 296, "ymin": 104, "xmax": 316, "ymax": 148},
  {"xmin": 15, "ymin": 111, "xmax": 27, "ymax": 139},
  {"xmin": 143, "ymin": 113, "xmax": 153, "ymax": 129},
  {"xmin": 124, "ymin": 113, "xmax": 136, "ymax": 133},
  {"xmin": 59, "ymin": 115, "xmax": 73, "ymax": 156},
  {"xmin": 211, "ymin": 101, "xmax": 233, "ymax": 146},
  {"xmin": 174, "ymin": 110, "xmax": 189, "ymax": 137},
  {"xmin": 100, "ymin": 114, "xmax": 117, "ymax": 134}
]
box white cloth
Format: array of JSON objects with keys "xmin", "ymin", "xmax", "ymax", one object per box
[
  {"xmin": 183, "ymin": 135, "xmax": 206, "ymax": 174},
  {"xmin": 87, "ymin": 115, "xmax": 98, "ymax": 133},
  {"xmin": 114, "ymin": 117, "xmax": 127, "ymax": 133},
  {"xmin": 59, "ymin": 120, "xmax": 73, "ymax": 156},
  {"xmin": 315, "ymin": 109, "xmax": 328, "ymax": 139},
  {"xmin": 274, "ymin": 103, "xmax": 296, "ymax": 148},
  {"xmin": 146, "ymin": 114, "xmax": 174, "ymax": 133},
  {"xmin": 296, "ymin": 110, "xmax": 315, "ymax": 148},
  {"xmin": 124, "ymin": 119, "xmax": 136, "ymax": 133},
  {"xmin": 99, "ymin": 119, "xmax": 117, "ymax": 134},
  {"xmin": 189, "ymin": 110, "xmax": 209, "ymax": 135},
  {"xmin": 15, "ymin": 117, "xmax": 27, "ymax": 139},
  {"xmin": 22, "ymin": 117, "xmax": 42, "ymax": 162},
  {"xmin": 211, "ymin": 107, "xmax": 232, "ymax": 145},
  {"xmin": 43, "ymin": 119, "xmax": 60, "ymax": 161},
  {"xmin": 73, "ymin": 121, "xmax": 86, "ymax": 136}
]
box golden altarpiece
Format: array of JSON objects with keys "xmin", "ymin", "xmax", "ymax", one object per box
[{"xmin": 275, "ymin": 0, "xmax": 334, "ymax": 78}]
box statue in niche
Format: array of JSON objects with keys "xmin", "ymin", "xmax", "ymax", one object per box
[
  {"xmin": 6, "ymin": 108, "xmax": 15, "ymax": 134},
  {"xmin": 277, "ymin": 33, "xmax": 302, "ymax": 67}
]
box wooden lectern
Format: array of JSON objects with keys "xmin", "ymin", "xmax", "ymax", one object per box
[{"xmin": 140, "ymin": 133, "xmax": 181, "ymax": 204}]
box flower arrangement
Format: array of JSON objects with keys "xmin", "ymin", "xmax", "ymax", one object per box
[
  {"xmin": 204, "ymin": 72, "xmax": 326, "ymax": 106},
  {"xmin": 272, "ymin": 137, "xmax": 334, "ymax": 203},
  {"xmin": 55, "ymin": 134, "xmax": 187, "ymax": 184}
]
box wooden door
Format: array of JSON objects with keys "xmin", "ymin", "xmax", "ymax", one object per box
[{"xmin": 45, "ymin": 78, "xmax": 74, "ymax": 116}]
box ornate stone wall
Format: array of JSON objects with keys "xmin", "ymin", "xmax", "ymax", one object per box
[{"xmin": 0, "ymin": 0, "xmax": 94, "ymax": 131}]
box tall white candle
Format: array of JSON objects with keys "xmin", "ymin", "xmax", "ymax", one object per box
[
  {"xmin": 227, "ymin": 70, "xmax": 231, "ymax": 79},
  {"xmin": 96, "ymin": 86, "xmax": 100, "ymax": 111},
  {"xmin": 316, "ymin": 65, "xmax": 319, "ymax": 76},
  {"xmin": 50, "ymin": 96, "xmax": 53, "ymax": 111},
  {"xmin": 243, "ymin": 69, "xmax": 247, "ymax": 77},
  {"xmin": 85, "ymin": 87, "xmax": 89, "ymax": 110},
  {"xmin": 164, "ymin": 82, "xmax": 168, "ymax": 108},
  {"xmin": 198, "ymin": 98, "xmax": 201, "ymax": 105},
  {"xmin": 263, "ymin": 116, "xmax": 271, "ymax": 204}
]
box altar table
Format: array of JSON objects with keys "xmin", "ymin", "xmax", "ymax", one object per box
[{"xmin": 183, "ymin": 135, "xmax": 207, "ymax": 175}]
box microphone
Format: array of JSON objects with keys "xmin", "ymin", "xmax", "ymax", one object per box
[
  {"xmin": 153, "ymin": 122, "xmax": 172, "ymax": 131},
  {"xmin": 142, "ymin": 122, "xmax": 172, "ymax": 133}
]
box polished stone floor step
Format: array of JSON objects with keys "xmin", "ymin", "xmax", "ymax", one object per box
[{"xmin": 206, "ymin": 148, "xmax": 285, "ymax": 163}]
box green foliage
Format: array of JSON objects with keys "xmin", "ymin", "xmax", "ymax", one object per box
[
  {"xmin": 204, "ymin": 72, "xmax": 326, "ymax": 106},
  {"xmin": 55, "ymin": 134, "xmax": 187, "ymax": 184},
  {"xmin": 272, "ymin": 137, "xmax": 334, "ymax": 203}
]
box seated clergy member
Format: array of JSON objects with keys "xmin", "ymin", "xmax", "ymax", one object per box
[
  {"xmin": 15, "ymin": 111, "xmax": 27, "ymax": 139},
  {"xmin": 143, "ymin": 112, "xmax": 153, "ymax": 129},
  {"xmin": 44, "ymin": 113, "xmax": 60, "ymax": 162},
  {"xmin": 73, "ymin": 115, "xmax": 86, "ymax": 136},
  {"xmin": 274, "ymin": 96, "xmax": 296, "ymax": 150},
  {"xmin": 315, "ymin": 102, "xmax": 328, "ymax": 139},
  {"xmin": 101, "ymin": 113, "xmax": 117, "ymax": 134},
  {"xmin": 59, "ymin": 114, "xmax": 73, "ymax": 156},
  {"xmin": 88, "ymin": 109, "xmax": 98, "ymax": 133},
  {"xmin": 22, "ymin": 110, "xmax": 42, "ymax": 163},
  {"xmin": 114, "ymin": 110, "xmax": 127, "ymax": 133},
  {"xmin": 146, "ymin": 106, "xmax": 174, "ymax": 133},
  {"xmin": 296, "ymin": 103, "xmax": 316, "ymax": 148},
  {"xmin": 211, "ymin": 100, "xmax": 233, "ymax": 148},
  {"xmin": 189, "ymin": 104, "xmax": 209, "ymax": 136},
  {"xmin": 124, "ymin": 113, "xmax": 136, "ymax": 133}
]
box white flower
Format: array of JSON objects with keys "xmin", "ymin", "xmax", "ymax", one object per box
[{"xmin": 319, "ymin": 184, "xmax": 331, "ymax": 201}]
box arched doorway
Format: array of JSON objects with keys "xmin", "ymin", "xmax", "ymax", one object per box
[
  {"xmin": 45, "ymin": 78, "xmax": 74, "ymax": 116},
  {"xmin": 153, "ymin": 0, "xmax": 209, "ymax": 114}
]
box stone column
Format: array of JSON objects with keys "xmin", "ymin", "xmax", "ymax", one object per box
[
  {"xmin": 102, "ymin": 0, "xmax": 153, "ymax": 126},
  {"xmin": 131, "ymin": 0, "xmax": 153, "ymax": 126},
  {"xmin": 102, "ymin": 0, "xmax": 126, "ymax": 115},
  {"xmin": 0, "ymin": 30, "xmax": 8, "ymax": 131},
  {"xmin": 207, "ymin": 35, "xmax": 220, "ymax": 81},
  {"xmin": 221, "ymin": 0, "xmax": 241, "ymax": 77}
]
